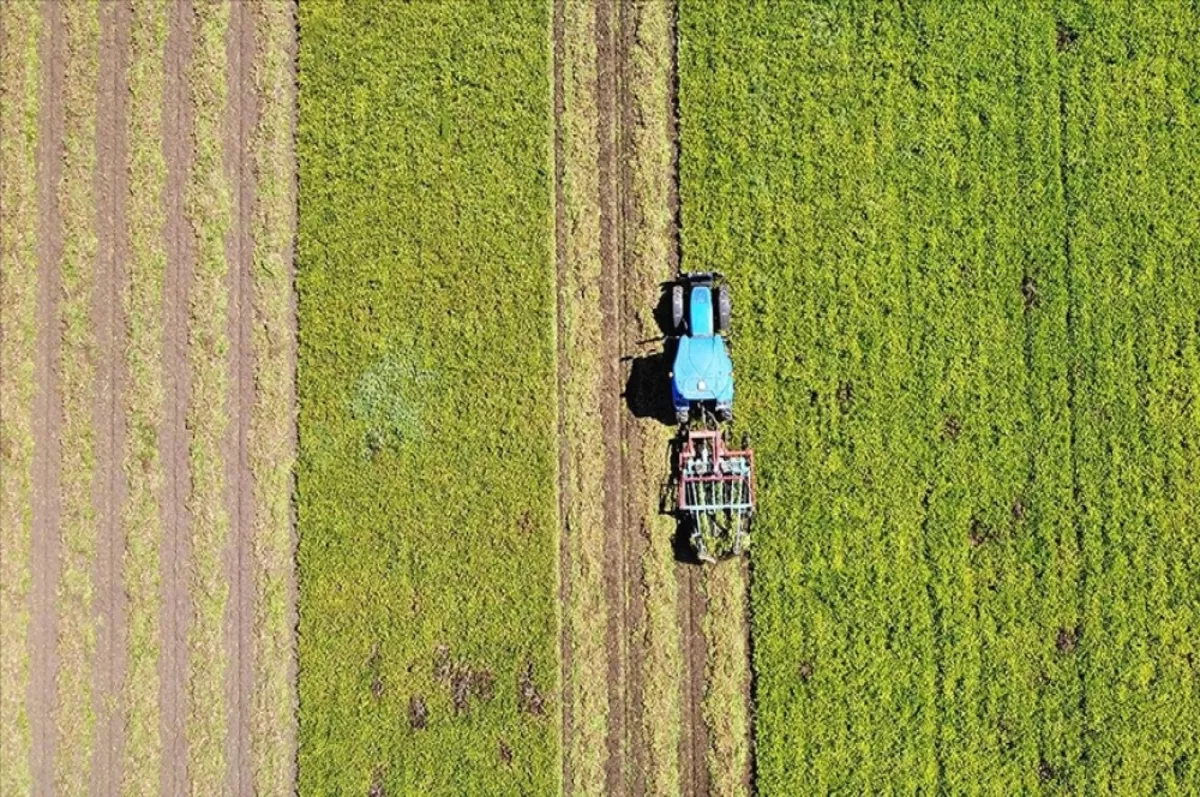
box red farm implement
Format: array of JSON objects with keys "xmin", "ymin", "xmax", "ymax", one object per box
[{"xmin": 676, "ymin": 426, "xmax": 756, "ymax": 563}]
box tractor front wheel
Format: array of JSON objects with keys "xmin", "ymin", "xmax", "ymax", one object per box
[
  {"xmin": 671, "ymin": 284, "xmax": 685, "ymax": 332},
  {"xmin": 716, "ymin": 285, "xmax": 732, "ymax": 333}
]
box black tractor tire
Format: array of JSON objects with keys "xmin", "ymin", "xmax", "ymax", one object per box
[
  {"xmin": 716, "ymin": 405, "xmax": 733, "ymax": 423},
  {"xmin": 676, "ymin": 408, "xmax": 690, "ymax": 426},
  {"xmin": 671, "ymin": 284, "xmax": 685, "ymax": 332},
  {"xmin": 716, "ymin": 284, "xmax": 732, "ymax": 333}
]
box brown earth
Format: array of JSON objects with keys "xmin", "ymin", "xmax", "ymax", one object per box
[
  {"xmin": 31, "ymin": 1, "xmax": 65, "ymax": 792},
  {"xmin": 91, "ymin": 2, "xmax": 130, "ymax": 794}
]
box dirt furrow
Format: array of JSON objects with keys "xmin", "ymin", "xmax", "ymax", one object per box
[
  {"xmin": 594, "ymin": 0, "xmax": 629, "ymax": 792},
  {"xmin": 161, "ymin": 0, "xmax": 194, "ymax": 789},
  {"xmin": 30, "ymin": 1, "xmax": 64, "ymax": 792},
  {"xmin": 222, "ymin": 2, "xmax": 256, "ymax": 792},
  {"xmin": 91, "ymin": 2, "xmax": 130, "ymax": 793}
]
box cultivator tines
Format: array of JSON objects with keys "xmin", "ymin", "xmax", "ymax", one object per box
[{"xmin": 677, "ymin": 428, "xmax": 756, "ymax": 562}]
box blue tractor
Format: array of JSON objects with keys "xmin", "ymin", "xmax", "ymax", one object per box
[
  {"xmin": 667, "ymin": 273, "xmax": 756, "ymax": 561},
  {"xmin": 669, "ymin": 272, "xmax": 734, "ymax": 425}
]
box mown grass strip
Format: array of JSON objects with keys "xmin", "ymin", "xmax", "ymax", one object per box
[
  {"xmin": 626, "ymin": 1, "xmax": 684, "ymax": 793},
  {"xmin": 559, "ymin": 0, "xmax": 609, "ymax": 792},
  {"xmin": 0, "ymin": 3, "xmax": 42, "ymax": 793},
  {"xmin": 53, "ymin": 1, "xmax": 101, "ymax": 792},
  {"xmin": 184, "ymin": 0, "xmax": 232, "ymax": 791},
  {"xmin": 298, "ymin": 2, "xmax": 558, "ymax": 793},
  {"xmin": 248, "ymin": 0, "xmax": 297, "ymax": 792},
  {"xmin": 701, "ymin": 566, "xmax": 750, "ymax": 797},
  {"xmin": 120, "ymin": 0, "xmax": 168, "ymax": 792}
]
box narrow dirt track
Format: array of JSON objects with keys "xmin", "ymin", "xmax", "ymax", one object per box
[
  {"xmin": 30, "ymin": 1, "xmax": 64, "ymax": 791},
  {"xmin": 91, "ymin": 2, "xmax": 130, "ymax": 793},
  {"xmin": 556, "ymin": 1, "xmax": 724, "ymax": 793}
]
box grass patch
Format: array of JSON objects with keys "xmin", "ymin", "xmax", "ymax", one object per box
[
  {"xmin": 0, "ymin": 4, "xmax": 42, "ymax": 793},
  {"xmin": 249, "ymin": 0, "xmax": 298, "ymax": 792},
  {"xmin": 558, "ymin": 0, "xmax": 610, "ymax": 791},
  {"xmin": 679, "ymin": 1, "xmax": 1200, "ymax": 791},
  {"xmin": 297, "ymin": 2, "xmax": 559, "ymax": 793},
  {"xmin": 184, "ymin": 1, "xmax": 231, "ymax": 791},
  {"xmin": 54, "ymin": 2, "xmax": 100, "ymax": 791},
  {"xmin": 120, "ymin": 0, "xmax": 168, "ymax": 791},
  {"xmin": 625, "ymin": 1, "xmax": 684, "ymax": 793}
]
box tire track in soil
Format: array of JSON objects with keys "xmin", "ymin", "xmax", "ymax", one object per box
[
  {"xmin": 92, "ymin": 2, "xmax": 130, "ymax": 793},
  {"xmin": 222, "ymin": 3, "xmax": 256, "ymax": 793},
  {"xmin": 613, "ymin": 2, "xmax": 649, "ymax": 795},
  {"xmin": 31, "ymin": 1, "xmax": 65, "ymax": 792},
  {"xmin": 594, "ymin": 0, "xmax": 630, "ymax": 793},
  {"xmin": 664, "ymin": 1, "xmax": 713, "ymax": 791},
  {"xmin": 161, "ymin": 0, "xmax": 193, "ymax": 790}
]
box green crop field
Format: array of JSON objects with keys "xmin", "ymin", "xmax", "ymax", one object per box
[
  {"xmin": 296, "ymin": 2, "xmax": 559, "ymax": 794},
  {"xmin": 680, "ymin": 1, "xmax": 1200, "ymax": 793}
]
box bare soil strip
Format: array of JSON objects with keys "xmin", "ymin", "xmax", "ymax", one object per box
[
  {"xmin": 222, "ymin": 2, "xmax": 256, "ymax": 792},
  {"xmin": 91, "ymin": 1, "xmax": 130, "ymax": 793},
  {"xmin": 247, "ymin": 1, "xmax": 299, "ymax": 790},
  {"xmin": 30, "ymin": 2, "xmax": 64, "ymax": 791},
  {"xmin": 161, "ymin": 0, "xmax": 194, "ymax": 788},
  {"xmin": 0, "ymin": 4, "xmax": 42, "ymax": 792},
  {"xmin": 594, "ymin": 1, "xmax": 630, "ymax": 792}
]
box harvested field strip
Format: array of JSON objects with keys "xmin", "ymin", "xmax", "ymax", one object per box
[
  {"xmin": 624, "ymin": 0, "xmax": 685, "ymax": 793},
  {"xmin": 701, "ymin": 565, "xmax": 750, "ymax": 797},
  {"xmin": 248, "ymin": 1, "xmax": 298, "ymax": 793},
  {"xmin": 0, "ymin": 3, "xmax": 42, "ymax": 793},
  {"xmin": 557, "ymin": 0, "xmax": 610, "ymax": 792},
  {"xmin": 121, "ymin": 0, "xmax": 168, "ymax": 790},
  {"xmin": 298, "ymin": 3, "xmax": 558, "ymax": 793},
  {"xmin": 185, "ymin": 0, "xmax": 232, "ymax": 792},
  {"xmin": 54, "ymin": 1, "xmax": 100, "ymax": 791},
  {"xmin": 1061, "ymin": 3, "xmax": 1200, "ymax": 789}
]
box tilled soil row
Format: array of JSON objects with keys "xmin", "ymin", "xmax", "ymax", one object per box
[{"xmin": 9, "ymin": 1, "xmax": 296, "ymax": 792}]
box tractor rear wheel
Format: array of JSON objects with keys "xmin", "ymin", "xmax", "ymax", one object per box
[
  {"xmin": 671, "ymin": 284, "xmax": 685, "ymax": 332},
  {"xmin": 716, "ymin": 285, "xmax": 732, "ymax": 333}
]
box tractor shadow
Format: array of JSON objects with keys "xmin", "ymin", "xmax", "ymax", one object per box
[{"xmin": 622, "ymin": 281, "xmax": 679, "ymax": 427}]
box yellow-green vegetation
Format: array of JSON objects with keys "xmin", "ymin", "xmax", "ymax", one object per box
[
  {"xmin": 680, "ymin": 1, "xmax": 1200, "ymax": 792},
  {"xmin": 120, "ymin": 0, "xmax": 167, "ymax": 791},
  {"xmin": 184, "ymin": 0, "xmax": 231, "ymax": 791},
  {"xmin": 298, "ymin": 1, "xmax": 559, "ymax": 793},
  {"xmin": 559, "ymin": 1, "xmax": 609, "ymax": 792},
  {"xmin": 626, "ymin": 1, "xmax": 684, "ymax": 793},
  {"xmin": 249, "ymin": 1, "xmax": 297, "ymax": 792},
  {"xmin": 0, "ymin": 3, "xmax": 41, "ymax": 793},
  {"xmin": 701, "ymin": 566, "xmax": 750, "ymax": 797},
  {"xmin": 54, "ymin": 2, "xmax": 100, "ymax": 792}
]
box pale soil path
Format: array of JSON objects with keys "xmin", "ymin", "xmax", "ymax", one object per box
[
  {"xmin": 91, "ymin": 1, "xmax": 130, "ymax": 793},
  {"xmin": 30, "ymin": 1, "xmax": 64, "ymax": 791}
]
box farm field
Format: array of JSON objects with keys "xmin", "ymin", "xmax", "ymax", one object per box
[
  {"xmin": 0, "ymin": 0, "xmax": 297, "ymax": 793},
  {"xmin": 679, "ymin": 0, "xmax": 1200, "ymax": 793}
]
